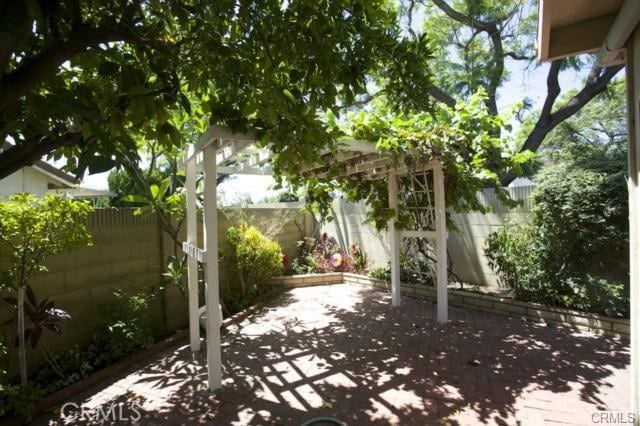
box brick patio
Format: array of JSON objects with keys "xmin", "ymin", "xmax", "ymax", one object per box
[{"xmin": 37, "ymin": 284, "xmax": 630, "ymax": 425}]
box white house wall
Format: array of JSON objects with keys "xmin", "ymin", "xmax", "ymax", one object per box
[{"xmin": 0, "ymin": 167, "xmax": 53, "ymax": 199}]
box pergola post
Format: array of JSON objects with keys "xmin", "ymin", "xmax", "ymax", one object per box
[
  {"xmin": 185, "ymin": 145, "xmax": 200, "ymax": 352},
  {"xmin": 203, "ymin": 145, "xmax": 222, "ymax": 392},
  {"xmin": 388, "ymin": 173, "xmax": 401, "ymax": 307},
  {"xmin": 434, "ymin": 161, "xmax": 448, "ymax": 323}
]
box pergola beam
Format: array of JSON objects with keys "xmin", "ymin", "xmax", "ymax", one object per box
[{"xmin": 197, "ymin": 126, "xmax": 256, "ymax": 152}]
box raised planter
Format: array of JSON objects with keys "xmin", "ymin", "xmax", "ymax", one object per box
[{"xmin": 272, "ymin": 272, "xmax": 630, "ymax": 338}]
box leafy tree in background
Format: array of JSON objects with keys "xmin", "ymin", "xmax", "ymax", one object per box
[
  {"xmin": 0, "ymin": 194, "xmax": 93, "ymax": 386},
  {"xmin": 108, "ymin": 168, "xmax": 167, "ymax": 208},
  {"xmin": 404, "ymin": 0, "xmax": 623, "ymax": 183},
  {"xmin": 537, "ymin": 80, "xmax": 627, "ymax": 151},
  {"xmin": 0, "ymin": 0, "xmax": 431, "ymax": 180}
]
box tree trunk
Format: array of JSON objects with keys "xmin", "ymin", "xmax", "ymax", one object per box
[{"xmin": 17, "ymin": 287, "xmax": 27, "ymax": 386}]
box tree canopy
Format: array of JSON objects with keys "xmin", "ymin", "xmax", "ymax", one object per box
[
  {"xmin": 296, "ymin": 90, "xmax": 534, "ymax": 230},
  {"xmin": 405, "ymin": 0, "xmax": 624, "ymax": 182},
  {"xmin": 0, "ymin": 0, "xmax": 431, "ymax": 179}
]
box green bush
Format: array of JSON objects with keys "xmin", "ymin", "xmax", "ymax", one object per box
[
  {"xmin": 91, "ymin": 285, "xmax": 157, "ymax": 364},
  {"xmin": 226, "ymin": 224, "xmax": 283, "ymax": 297},
  {"xmin": 368, "ymin": 253, "xmax": 434, "ymax": 286},
  {"xmin": 486, "ymin": 147, "xmax": 629, "ymax": 317}
]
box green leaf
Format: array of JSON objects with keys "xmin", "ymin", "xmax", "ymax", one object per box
[
  {"xmin": 125, "ymin": 86, "xmax": 159, "ymax": 97},
  {"xmin": 87, "ymin": 156, "xmax": 116, "ymax": 174},
  {"xmin": 282, "ymin": 89, "xmax": 296, "ymax": 104},
  {"xmin": 121, "ymin": 194, "xmax": 150, "ymax": 204}
]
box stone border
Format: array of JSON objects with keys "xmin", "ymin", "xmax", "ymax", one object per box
[
  {"xmin": 269, "ymin": 272, "xmax": 344, "ymax": 287},
  {"xmin": 270, "ymin": 273, "xmax": 630, "ymax": 337}
]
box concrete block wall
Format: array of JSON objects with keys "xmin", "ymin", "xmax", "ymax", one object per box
[
  {"xmin": 0, "ymin": 205, "xmax": 307, "ymax": 369},
  {"xmin": 0, "ymin": 209, "xmax": 172, "ymax": 359},
  {"xmin": 448, "ymin": 212, "xmax": 529, "ymax": 288},
  {"xmin": 320, "ymin": 200, "xmax": 389, "ymax": 269},
  {"xmin": 321, "ymin": 187, "xmax": 533, "ymax": 289}
]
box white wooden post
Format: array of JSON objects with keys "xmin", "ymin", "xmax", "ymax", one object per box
[
  {"xmin": 388, "ymin": 173, "xmax": 401, "ymax": 307},
  {"xmin": 625, "ymin": 44, "xmax": 639, "ymax": 419},
  {"xmin": 203, "ymin": 145, "xmax": 223, "ymax": 392},
  {"xmin": 185, "ymin": 145, "xmax": 200, "ymax": 353},
  {"xmin": 433, "ymin": 161, "xmax": 448, "ymax": 323}
]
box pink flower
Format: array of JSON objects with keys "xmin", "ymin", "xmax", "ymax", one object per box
[{"xmin": 330, "ymin": 252, "xmax": 343, "ymax": 268}]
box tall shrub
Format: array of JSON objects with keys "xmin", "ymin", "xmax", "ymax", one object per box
[
  {"xmin": 0, "ymin": 194, "xmax": 93, "ymax": 385},
  {"xmin": 486, "ymin": 147, "xmax": 629, "ymax": 317},
  {"xmin": 225, "ymin": 225, "xmax": 283, "ymax": 297}
]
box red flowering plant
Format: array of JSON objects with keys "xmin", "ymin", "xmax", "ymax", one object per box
[
  {"xmin": 311, "ymin": 233, "xmax": 355, "ymax": 273},
  {"xmin": 290, "ymin": 234, "xmax": 369, "ymax": 275}
]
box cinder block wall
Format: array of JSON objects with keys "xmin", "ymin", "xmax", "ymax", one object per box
[
  {"xmin": 0, "ymin": 209, "xmax": 171, "ymax": 364},
  {"xmin": 320, "ymin": 200, "xmax": 390, "ymax": 269},
  {"xmin": 321, "ymin": 187, "xmax": 533, "ymax": 290},
  {"xmin": 0, "ymin": 205, "xmax": 308, "ymax": 371}
]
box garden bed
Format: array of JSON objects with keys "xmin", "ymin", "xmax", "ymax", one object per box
[
  {"xmin": 1, "ymin": 292, "xmax": 282, "ymax": 425},
  {"xmin": 269, "ymin": 273, "xmax": 630, "ymax": 337}
]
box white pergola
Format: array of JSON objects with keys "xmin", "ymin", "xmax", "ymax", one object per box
[{"xmin": 181, "ymin": 125, "xmax": 448, "ymax": 391}]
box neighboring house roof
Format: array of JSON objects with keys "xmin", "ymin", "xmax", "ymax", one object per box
[
  {"xmin": 1, "ymin": 141, "xmax": 115, "ymax": 198},
  {"xmin": 1, "ymin": 141, "xmax": 78, "ymax": 187}
]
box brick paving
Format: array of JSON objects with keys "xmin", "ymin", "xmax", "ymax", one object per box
[{"xmin": 37, "ymin": 284, "xmax": 630, "ymax": 425}]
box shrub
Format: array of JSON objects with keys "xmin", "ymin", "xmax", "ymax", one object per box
[
  {"xmin": 0, "ymin": 194, "xmax": 93, "ymax": 386},
  {"xmin": 367, "ymin": 253, "xmax": 434, "ymax": 286},
  {"xmin": 226, "ymin": 225, "xmax": 283, "ymax": 296},
  {"xmin": 486, "ymin": 148, "xmax": 629, "ymax": 317},
  {"xmin": 91, "ymin": 285, "xmax": 157, "ymax": 364},
  {"xmin": 0, "ymin": 337, "xmax": 42, "ymax": 419}
]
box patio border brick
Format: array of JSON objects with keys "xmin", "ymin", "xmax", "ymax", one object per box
[{"xmin": 270, "ymin": 273, "xmax": 630, "ymax": 338}]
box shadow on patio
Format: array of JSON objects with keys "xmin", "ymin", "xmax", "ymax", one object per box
[{"xmin": 40, "ymin": 284, "xmax": 630, "ymax": 425}]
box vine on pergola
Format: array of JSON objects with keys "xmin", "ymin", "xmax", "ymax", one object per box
[{"xmin": 279, "ymin": 90, "xmax": 535, "ymax": 230}]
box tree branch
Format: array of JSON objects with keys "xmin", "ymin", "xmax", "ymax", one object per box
[
  {"xmin": 429, "ymin": 0, "xmax": 495, "ymax": 32},
  {"xmin": 504, "ymin": 51, "xmax": 535, "ymax": 61},
  {"xmin": 539, "ymin": 60, "xmax": 563, "ymax": 119},
  {"xmin": 501, "ymin": 61, "xmax": 624, "ymax": 185},
  {"xmin": 428, "ymin": 84, "xmax": 457, "ymax": 108},
  {"xmin": 428, "ymin": 0, "xmax": 506, "ymax": 115},
  {"xmin": 0, "ymin": 133, "xmax": 84, "ymax": 180},
  {"xmin": 0, "ymin": 25, "xmax": 156, "ymax": 113}
]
